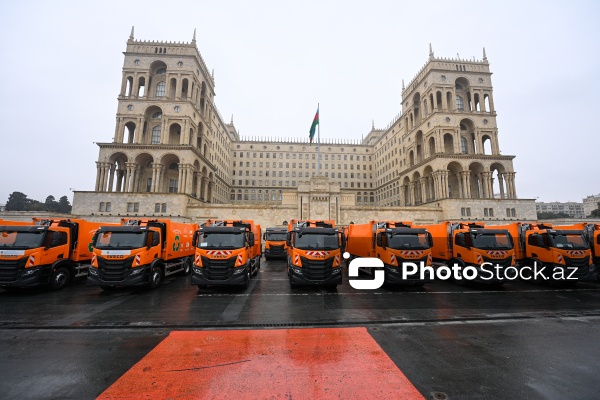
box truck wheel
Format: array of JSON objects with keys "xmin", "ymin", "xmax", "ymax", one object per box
[
  {"xmin": 149, "ymin": 266, "xmax": 163, "ymax": 289},
  {"xmin": 180, "ymin": 258, "xmax": 192, "ymax": 276},
  {"xmin": 50, "ymin": 266, "xmax": 71, "ymax": 290},
  {"xmin": 243, "ymin": 268, "xmax": 250, "ymax": 289}
]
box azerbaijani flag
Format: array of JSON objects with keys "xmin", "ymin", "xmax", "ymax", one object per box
[{"xmin": 309, "ymin": 107, "xmax": 319, "ymax": 144}]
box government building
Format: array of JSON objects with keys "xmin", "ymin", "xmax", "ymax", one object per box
[{"xmin": 72, "ymin": 28, "xmax": 536, "ymax": 227}]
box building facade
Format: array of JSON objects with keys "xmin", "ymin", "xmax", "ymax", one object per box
[
  {"xmin": 535, "ymin": 201, "xmax": 586, "ymax": 219},
  {"xmin": 583, "ymin": 194, "xmax": 600, "ymax": 217},
  {"xmin": 72, "ymin": 30, "xmax": 536, "ymax": 225}
]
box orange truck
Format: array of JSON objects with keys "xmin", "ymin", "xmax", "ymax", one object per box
[
  {"xmin": 346, "ymin": 221, "xmax": 433, "ymax": 285},
  {"xmin": 488, "ymin": 222, "xmax": 595, "ymax": 281},
  {"xmin": 0, "ymin": 218, "xmax": 115, "ymax": 290},
  {"xmin": 263, "ymin": 227, "xmax": 288, "ymax": 260},
  {"xmin": 88, "ymin": 219, "xmax": 197, "ymax": 290},
  {"xmin": 416, "ymin": 222, "xmax": 515, "ymax": 284},
  {"xmin": 191, "ymin": 220, "xmax": 262, "ymax": 288},
  {"xmin": 286, "ymin": 219, "xmax": 345, "ymax": 288}
]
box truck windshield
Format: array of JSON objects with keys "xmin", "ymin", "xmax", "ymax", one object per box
[
  {"xmin": 549, "ymin": 233, "xmax": 589, "ymax": 250},
  {"xmin": 198, "ymin": 232, "xmax": 245, "ymax": 249},
  {"xmin": 294, "ymin": 232, "xmax": 339, "ymax": 250},
  {"xmin": 471, "ymin": 233, "xmax": 513, "ymax": 250},
  {"xmin": 388, "ymin": 233, "xmax": 430, "ymax": 250},
  {"xmin": 0, "ymin": 230, "xmax": 45, "ymax": 249},
  {"xmin": 94, "ymin": 231, "xmax": 146, "ymax": 249},
  {"xmin": 266, "ymin": 233, "xmax": 287, "ymax": 241}
]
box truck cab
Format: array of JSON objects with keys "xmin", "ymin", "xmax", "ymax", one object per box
[
  {"xmin": 0, "ymin": 218, "xmax": 105, "ymax": 290},
  {"xmin": 263, "ymin": 227, "xmax": 288, "ymax": 260},
  {"xmin": 420, "ymin": 222, "xmax": 515, "ymax": 284},
  {"xmin": 286, "ymin": 220, "xmax": 345, "ymax": 288},
  {"xmin": 88, "ymin": 219, "xmax": 196, "ymax": 290},
  {"xmin": 191, "ymin": 220, "xmax": 261, "ymax": 289}
]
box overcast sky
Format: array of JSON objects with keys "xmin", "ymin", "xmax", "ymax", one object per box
[{"xmin": 1, "ymin": 0, "xmax": 598, "ymax": 206}]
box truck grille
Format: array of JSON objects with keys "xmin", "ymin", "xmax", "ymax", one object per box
[
  {"xmin": 564, "ymin": 255, "xmax": 591, "ymax": 278},
  {"xmin": 201, "ymin": 256, "xmax": 237, "ymax": 280},
  {"xmin": 269, "ymin": 245, "xmax": 286, "ymax": 256},
  {"xmin": 397, "ymin": 256, "xmax": 429, "ymax": 279},
  {"xmin": 482, "ymin": 256, "xmax": 512, "ymax": 269},
  {"xmin": 98, "ymin": 257, "xmax": 134, "ymax": 282},
  {"xmin": 0, "ymin": 258, "xmax": 27, "ymax": 283},
  {"xmin": 300, "ymin": 256, "xmax": 334, "ymax": 281}
]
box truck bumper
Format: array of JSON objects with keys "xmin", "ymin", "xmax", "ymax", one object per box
[
  {"xmin": 264, "ymin": 248, "xmax": 286, "ymax": 259},
  {"xmin": 191, "ymin": 266, "xmax": 248, "ymax": 286},
  {"xmin": 547, "ymin": 264, "xmax": 596, "ymax": 282},
  {"xmin": 0, "ymin": 265, "xmax": 50, "ymax": 288},
  {"xmin": 86, "ymin": 266, "xmax": 150, "ymax": 287},
  {"xmin": 384, "ymin": 265, "xmax": 433, "ymax": 285},
  {"xmin": 288, "ymin": 266, "xmax": 343, "ymax": 286}
]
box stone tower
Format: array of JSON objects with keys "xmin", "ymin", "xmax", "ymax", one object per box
[{"xmin": 94, "ymin": 27, "xmax": 235, "ymax": 204}]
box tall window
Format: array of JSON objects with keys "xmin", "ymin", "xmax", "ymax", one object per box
[
  {"xmin": 456, "ymin": 96, "xmax": 464, "ymax": 110},
  {"xmin": 146, "ymin": 178, "xmax": 152, "ymax": 192},
  {"xmin": 151, "ymin": 126, "xmax": 161, "ymax": 144},
  {"xmin": 460, "ymin": 137, "xmax": 468, "ymax": 154},
  {"xmin": 156, "ymin": 82, "xmax": 165, "ymax": 97},
  {"xmin": 169, "ymin": 179, "xmax": 178, "ymax": 193}
]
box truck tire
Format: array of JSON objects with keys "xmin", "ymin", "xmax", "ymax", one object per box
[
  {"xmin": 149, "ymin": 266, "xmax": 163, "ymax": 289},
  {"xmin": 180, "ymin": 258, "xmax": 192, "ymax": 276},
  {"xmin": 243, "ymin": 267, "xmax": 250, "ymax": 289},
  {"xmin": 50, "ymin": 266, "xmax": 71, "ymax": 291}
]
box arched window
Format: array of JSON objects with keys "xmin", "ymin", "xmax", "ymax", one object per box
[
  {"xmin": 456, "ymin": 96, "xmax": 464, "ymax": 110},
  {"xmin": 151, "ymin": 126, "xmax": 161, "ymax": 144},
  {"xmin": 156, "ymin": 82, "xmax": 165, "ymax": 97},
  {"xmin": 152, "ymin": 111, "xmax": 162, "ymax": 119}
]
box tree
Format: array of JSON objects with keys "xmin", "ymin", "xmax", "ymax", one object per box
[
  {"xmin": 57, "ymin": 196, "xmax": 72, "ymax": 213},
  {"xmin": 5, "ymin": 191, "xmax": 29, "ymax": 211},
  {"xmin": 45, "ymin": 195, "xmax": 59, "ymax": 212},
  {"xmin": 590, "ymin": 202, "xmax": 600, "ymax": 218},
  {"xmin": 537, "ymin": 211, "xmax": 571, "ymax": 219}
]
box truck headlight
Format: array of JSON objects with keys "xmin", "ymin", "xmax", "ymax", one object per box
[
  {"xmin": 23, "ymin": 269, "xmax": 38, "ymax": 276},
  {"xmin": 88, "ymin": 268, "xmax": 98, "ymax": 276},
  {"xmin": 130, "ymin": 268, "xmax": 144, "ymax": 275}
]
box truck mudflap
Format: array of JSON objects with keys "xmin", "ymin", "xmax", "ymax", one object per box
[
  {"xmin": 191, "ymin": 265, "xmax": 249, "ymax": 286},
  {"xmin": 87, "ymin": 265, "xmax": 151, "ymax": 287}
]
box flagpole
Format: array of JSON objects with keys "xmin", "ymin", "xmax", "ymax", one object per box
[{"xmin": 317, "ymin": 103, "xmax": 321, "ymax": 175}]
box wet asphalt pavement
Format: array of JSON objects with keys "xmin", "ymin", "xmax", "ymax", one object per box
[{"xmin": 1, "ymin": 259, "xmax": 599, "ymax": 399}]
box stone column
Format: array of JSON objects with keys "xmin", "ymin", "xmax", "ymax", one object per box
[
  {"xmin": 106, "ymin": 164, "xmax": 115, "ymax": 192},
  {"xmin": 461, "ymin": 171, "xmax": 471, "ymax": 198},
  {"xmin": 498, "ymin": 173, "xmax": 506, "ymax": 199},
  {"xmin": 507, "ymin": 172, "xmax": 517, "ymax": 199},
  {"xmin": 95, "ymin": 162, "xmax": 102, "ymax": 191},
  {"xmin": 420, "ymin": 178, "xmax": 427, "ymax": 203}
]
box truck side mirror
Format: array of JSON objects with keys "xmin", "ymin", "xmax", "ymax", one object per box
[
  {"xmin": 456, "ymin": 233, "xmax": 468, "ymax": 248},
  {"xmin": 377, "ymin": 232, "xmax": 387, "ymax": 249},
  {"xmin": 152, "ymin": 233, "xmax": 160, "ymax": 247},
  {"xmin": 286, "ymin": 232, "xmax": 292, "ymax": 247},
  {"xmin": 192, "ymin": 231, "xmax": 199, "ymax": 247},
  {"xmin": 249, "ymin": 232, "xmax": 255, "ymax": 247},
  {"xmin": 262, "ymin": 233, "xmax": 266, "ymax": 241},
  {"xmin": 427, "ymin": 233, "xmax": 434, "ymax": 248}
]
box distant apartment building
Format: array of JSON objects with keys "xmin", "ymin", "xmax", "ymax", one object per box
[{"xmin": 535, "ymin": 201, "xmax": 586, "ymax": 218}]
